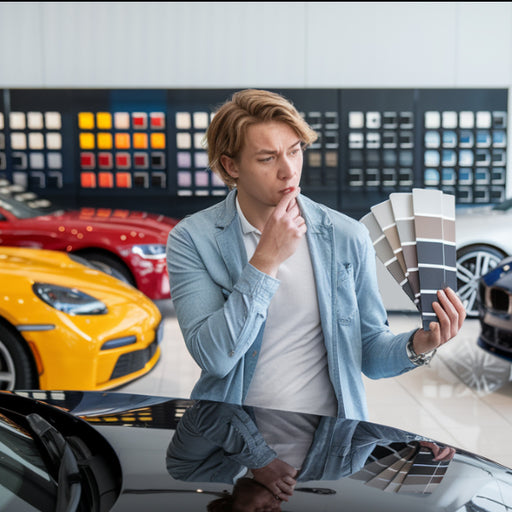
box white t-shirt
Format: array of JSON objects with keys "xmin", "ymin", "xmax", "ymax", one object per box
[
  {"xmin": 237, "ymin": 199, "xmax": 337, "ymax": 416},
  {"xmin": 253, "ymin": 407, "xmax": 320, "ymax": 470}
]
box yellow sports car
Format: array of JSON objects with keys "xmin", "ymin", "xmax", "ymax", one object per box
[{"xmin": 0, "ymin": 246, "xmax": 162, "ymax": 391}]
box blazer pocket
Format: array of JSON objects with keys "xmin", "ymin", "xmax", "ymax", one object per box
[{"xmin": 337, "ymin": 264, "xmax": 357, "ymax": 325}]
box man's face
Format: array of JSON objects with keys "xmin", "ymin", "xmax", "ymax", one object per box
[{"xmin": 225, "ymin": 121, "xmax": 303, "ymax": 211}]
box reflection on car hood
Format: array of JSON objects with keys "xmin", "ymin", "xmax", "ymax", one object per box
[
  {"xmin": 45, "ymin": 208, "xmax": 178, "ymax": 237},
  {"xmin": 8, "ymin": 390, "xmax": 512, "ymax": 512}
]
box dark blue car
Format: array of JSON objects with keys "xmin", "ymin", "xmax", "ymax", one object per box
[{"xmin": 477, "ymin": 255, "xmax": 512, "ymax": 362}]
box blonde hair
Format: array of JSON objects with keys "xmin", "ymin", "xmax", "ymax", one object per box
[{"xmin": 206, "ymin": 89, "xmax": 318, "ymax": 189}]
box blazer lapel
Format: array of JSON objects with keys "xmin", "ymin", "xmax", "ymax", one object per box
[
  {"xmin": 214, "ymin": 190, "xmax": 248, "ymax": 291},
  {"xmin": 300, "ymin": 196, "xmax": 335, "ymax": 346}
]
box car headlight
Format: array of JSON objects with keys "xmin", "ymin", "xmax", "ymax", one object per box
[
  {"xmin": 33, "ymin": 283, "xmax": 108, "ymax": 315},
  {"xmin": 131, "ymin": 244, "xmax": 166, "ymax": 259}
]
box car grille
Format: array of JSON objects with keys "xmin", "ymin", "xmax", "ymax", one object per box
[
  {"xmin": 480, "ymin": 323, "xmax": 512, "ymax": 352},
  {"xmin": 481, "ymin": 285, "xmax": 512, "ymax": 314},
  {"xmin": 490, "ymin": 288, "xmax": 510, "ymax": 312},
  {"xmin": 109, "ymin": 325, "xmax": 161, "ymax": 380}
]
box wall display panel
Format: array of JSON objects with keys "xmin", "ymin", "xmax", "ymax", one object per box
[
  {"xmin": 339, "ymin": 89, "xmax": 418, "ymax": 219},
  {"xmin": 1, "ymin": 89, "xmax": 77, "ymax": 201},
  {"xmin": 0, "ymin": 88, "xmax": 507, "ymax": 220},
  {"xmin": 166, "ymin": 89, "xmax": 235, "ymax": 202},
  {"xmin": 416, "ymin": 89, "xmax": 508, "ymax": 206},
  {"xmin": 75, "ymin": 89, "xmax": 171, "ymax": 208}
]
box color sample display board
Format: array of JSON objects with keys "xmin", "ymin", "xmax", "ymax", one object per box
[{"xmin": 0, "ymin": 88, "xmax": 507, "ymax": 219}]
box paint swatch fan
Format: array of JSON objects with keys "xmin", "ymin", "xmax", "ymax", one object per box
[{"xmin": 360, "ymin": 189, "xmax": 457, "ymax": 330}]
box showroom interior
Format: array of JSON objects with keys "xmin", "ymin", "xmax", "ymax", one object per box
[{"xmin": 1, "ymin": 0, "xmax": 512, "ymax": 473}]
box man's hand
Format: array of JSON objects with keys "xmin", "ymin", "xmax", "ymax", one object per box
[
  {"xmin": 419, "ymin": 441, "xmax": 456, "ymax": 461},
  {"xmin": 412, "ymin": 287, "xmax": 466, "ymax": 354},
  {"xmin": 250, "ymin": 187, "xmax": 306, "ymax": 277},
  {"xmin": 252, "ymin": 458, "xmax": 297, "ymax": 502}
]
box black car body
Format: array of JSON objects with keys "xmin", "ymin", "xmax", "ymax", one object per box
[
  {"xmin": 1, "ymin": 390, "xmax": 512, "ymax": 511},
  {"xmin": 477, "ymin": 255, "xmax": 512, "ymax": 362}
]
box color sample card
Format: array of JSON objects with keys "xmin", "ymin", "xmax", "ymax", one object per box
[
  {"xmin": 370, "ymin": 199, "xmax": 417, "ymax": 307},
  {"xmin": 350, "ymin": 444, "xmax": 418, "ymax": 491},
  {"xmin": 396, "ymin": 446, "xmax": 450, "ymax": 495},
  {"xmin": 361, "ymin": 188, "xmax": 458, "ymax": 330},
  {"xmin": 350, "ymin": 442, "xmax": 450, "ymax": 495},
  {"xmin": 442, "ymin": 193, "xmax": 457, "ymax": 291},
  {"xmin": 371, "ymin": 199, "xmax": 408, "ymax": 276},
  {"xmin": 389, "ymin": 192, "xmax": 420, "ymax": 303},
  {"xmin": 360, "ymin": 211, "xmax": 417, "ymax": 305},
  {"xmin": 412, "ymin": 188, "xmax": 448, "ymax": 330}
]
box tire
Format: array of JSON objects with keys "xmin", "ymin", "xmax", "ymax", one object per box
[
  {"xmin": 456, "ymin": 245, "xmax": 506, "ymax": 318},
  {"xmin": 0, "ymin": 323, "xmax": 38, "ymax": 390},
  {"xmin": 79, "ymin": 252, "xmax": 136, "ymax": 287}
]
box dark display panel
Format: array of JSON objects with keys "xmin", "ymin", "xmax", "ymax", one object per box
[{"xmin": 0, "ymin": 88, "xmax": 507, "ymax": 220}]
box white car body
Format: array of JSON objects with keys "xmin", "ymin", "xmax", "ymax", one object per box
[{"xmin": 455, "ymin": 200, "xmax": 512, "ymax": 317}]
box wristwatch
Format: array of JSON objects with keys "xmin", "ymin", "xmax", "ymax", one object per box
[{"xmin": 406, "ymin": 336, "xmax": 437, "ymax": 366}]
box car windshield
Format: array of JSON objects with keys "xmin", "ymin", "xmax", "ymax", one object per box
[
  {"xmin": 0, "ymin": 412, "xmax": 57, "ymax": 511},
  {"xmin": 492, "ymin": 198, "xmax": 512, "ymax": 211},
  {"xmin": 0, "ymin": 193, "xmax": 52, "ymax": 219}
]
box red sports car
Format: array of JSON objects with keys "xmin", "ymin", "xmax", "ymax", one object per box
[{"xmin": 0, "ymin": 190, "xmax": 179, "ymax": 300}]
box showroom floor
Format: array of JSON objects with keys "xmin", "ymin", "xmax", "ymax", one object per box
[{"xmin": 119, "ymin": 300, "xmax": 512, "ymax": 469}]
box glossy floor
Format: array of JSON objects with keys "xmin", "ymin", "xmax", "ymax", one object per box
[{"xmin": 119, "ymin": 301, "xmax": 512, "ymax": 469}]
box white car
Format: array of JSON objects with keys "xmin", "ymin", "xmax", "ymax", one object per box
[{"xmin": 456, "ymin": 198, "xmax": 512, "ymax": 317}]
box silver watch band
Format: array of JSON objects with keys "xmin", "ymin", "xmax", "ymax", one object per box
[{"xmin": 406, "ymin": 336, "xmax": 437, "ymax": 366}]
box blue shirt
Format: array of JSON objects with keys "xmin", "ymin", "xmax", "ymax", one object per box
[{"xmin": 166, "ymin": 190, "xmax": 417, "ymax": 420}]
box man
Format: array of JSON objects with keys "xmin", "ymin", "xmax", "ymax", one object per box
[{"xmin": 166, "ymin": 89, "xmax": 466, "ymax": 420}]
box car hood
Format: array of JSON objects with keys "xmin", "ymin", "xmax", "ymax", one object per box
[
  {"xmin": 0, "ymin": 246, "xmax": 110, "ymax": 279},
  {"xmin": 14, "ymin": 390, "xmax": 512, "ymax": 512},
  {"xmin": 43, "ymin": 208, "xmax": 178, "ymax": 238},
  {"xmin": 0, "ymin": 247, "xmax": 148, "ymax": 300}
]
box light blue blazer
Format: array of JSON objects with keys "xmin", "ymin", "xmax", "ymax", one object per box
[{"xmin": 166, "ymin": 190, "xmax": 417, "ymax": 420}]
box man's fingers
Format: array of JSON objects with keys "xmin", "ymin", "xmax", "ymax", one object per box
[
  {"xmin": 435, "ymin": 288, "xmax": 465, "ymax": 339},
  {"xmin": 445, "ymin": 287, "xmax": 467, "ymax": 329},
  {"xmin": 432, "ymin": 301, "xmax": 452, "ymax": 342},
  {"xmin": 434, "ymin": 446, "xmax": 454, "ymax": 461},
  {"xmin": 275, "ymin": 186, "xmax": 300, "ymax": 214}
]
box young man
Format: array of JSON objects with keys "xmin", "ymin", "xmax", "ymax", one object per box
[{"xmin": 166, "ymin": 89, "xmax": 466, "ymax": 420}]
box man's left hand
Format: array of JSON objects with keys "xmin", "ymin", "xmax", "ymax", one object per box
[{"xmin": 412, "ymin": 287, "xmax": 466, "ymax": 354}]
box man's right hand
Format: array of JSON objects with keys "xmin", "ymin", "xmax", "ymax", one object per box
[
  {"xmin": 252, "ymin": 458, "xmax": 298, "ymax": 502},
  {"xmin": 250, "ymin": 187, "xmax": 306, "ymax": 278}
]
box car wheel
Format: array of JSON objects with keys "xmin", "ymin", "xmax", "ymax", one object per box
[
  {"xmin": 456, "ymin": 245, "xmax": 506, "ymax": 318},
  {"xmin": 0, "ymin": 324, "xmax": 38, "ymax": 390},
  {"xmin": 80, "ymin": 252, "xmax": 136, "ymax": 287}
]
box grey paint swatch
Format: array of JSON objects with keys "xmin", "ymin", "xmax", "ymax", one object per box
[
  {"xmin": 360, "ymin": 188, "xmax": 458, "ymax": 332},
  {"xmin": 360, "ymin": 211, "xmax": 416, "ymax": 304}
]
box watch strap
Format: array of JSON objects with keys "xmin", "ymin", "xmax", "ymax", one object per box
[{"xmin": 406, "ymin": 332, "xmax": 437, "ymax": 366}]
